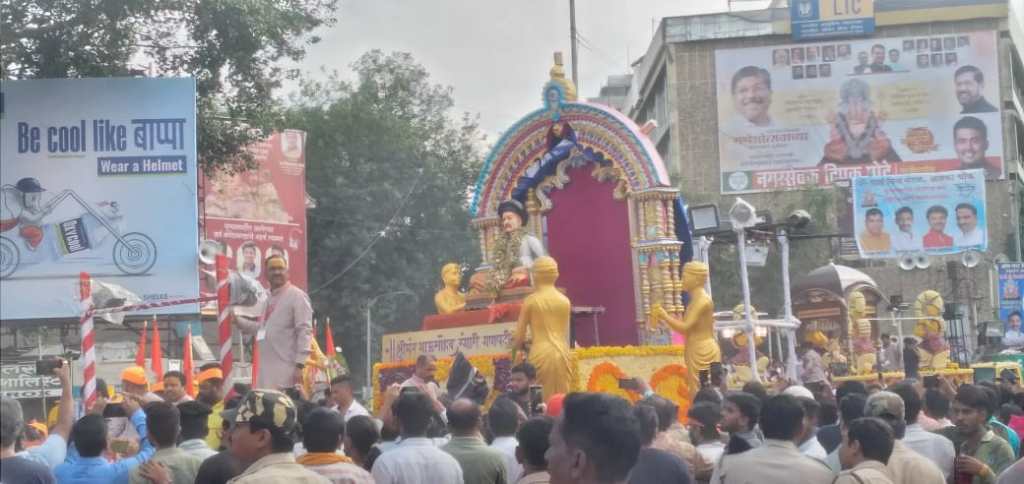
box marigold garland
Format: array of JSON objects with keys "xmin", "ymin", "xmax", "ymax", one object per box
[
  {"xmin": 649, "ymin": 363, "xmax": 692, "ymax": 422},
  {"xmin": 586, "ymin": 361, "xmax": 640, "ymax": 403}
]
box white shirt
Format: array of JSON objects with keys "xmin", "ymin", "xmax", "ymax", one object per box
[
  {"xmin": 891, "ymin": 231, "xmax": 920, "ymax": 252},
  {"xmin": 491, "ymin": 435, "xmax": 523, "ymax": 484},
  {"xmin": 697, "ymin": 441, "xmax": 726, "ymax": 466},
  {"xmin": 957, "ymin": 227, "xmax": 984, "ymax": 247},
  {"xmin": 1004, "ymin": 329, "xmax": 1024, "ymax": 347},
  {"xmin": 179, "ymin": 438, "xmax": 218, "ymax": 461},
  {"xmin": 902, "ymin": 424, "xmax": 955, "ymax": 479},
  {"xmin": 340, "ymin": 400, "xmax": 371, "ymax": 422},
  {"xmin": 371, "ymin": 437, "xmax": 463, "ymax": 484},
  {"xmin": 799, "ymin": 436, "xmax": 828, "ymax": 461}
]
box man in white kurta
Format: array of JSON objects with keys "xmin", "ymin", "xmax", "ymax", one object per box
[{"xmin": 235, "ymin": 255, "xmax": 313, "ymax": 390}]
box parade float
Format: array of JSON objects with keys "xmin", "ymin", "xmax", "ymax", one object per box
[
  {"xmin": 372, "ymin": 55, "xmax": 1014, "ymax": 415},
  {"xmin": 374, "ymin": 54, "xmax": 700, "ymax": 417}
]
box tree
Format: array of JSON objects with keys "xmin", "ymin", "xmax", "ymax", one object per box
[
  {"xmin": 286, "ymin": 50, "xmax": 485, "ymax": 389},
  {"xmin": 1, "ymin": 0, "xmax": 338, "ymax": 173}
]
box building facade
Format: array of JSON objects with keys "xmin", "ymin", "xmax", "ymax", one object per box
[{"xmin": 625, "ymin": 0, "xmax": 1024, "ymax": 347}]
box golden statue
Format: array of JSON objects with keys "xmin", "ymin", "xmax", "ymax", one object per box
[
  {"xmin": 728, "ymin": 304, "xmax": 769, "ymax": 385},
  {"xmin": 848, "ymin": 290, "xmax": 876, "ymax": 374},
  {"xmin": 914, "ymin": 290, "xmax": 949, "ymax": 369},
  {"xmin": 470, "ymin": 200, "xmax": 546, "ymax": 296},
  {"xmin": 822, "ymin": 338, "xmax": 848, "ymax": 368},
  {"xmin": 434, "ymin": 263, "xmax": 466, "ymax": 315},
  {"xmin": 512, "ymin": 256, "xmax": 574, "ymax": 397},
  {"xmin": 649, "ymin": 261, "xmax": 720, "ymax": 395}
]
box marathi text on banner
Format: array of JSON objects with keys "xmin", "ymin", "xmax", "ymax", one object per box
[
  {"xmin": 715, "ymin": 31, "xmax": 1003, "ymax": 194},
  {"xmin": 0, "ymin": 364, "xmax": 61, "ymax": 399},
  {"xmin": 381, "ymin": 323, "xmax": 516, "ymax": 363}
]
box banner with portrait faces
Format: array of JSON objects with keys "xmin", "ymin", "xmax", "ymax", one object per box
[
  {"xmin": 851, "ymin": 169, "xmax": 987, "ymax": 259},
  {"xmin": 715, "ymin": 31, "xmax": 1003, "ymax": 193}
]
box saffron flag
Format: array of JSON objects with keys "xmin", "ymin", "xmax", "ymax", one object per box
[
  {"xmin": 151, "ymin": 318, "xmax": 163, "ymax": 380},
  {"xmin": 325, "ymin": 318, "xmax": 336, "ymax": 356},
  {"xmin": 135, "ymin": 320, "xmax": 148, "ymax": 368}
]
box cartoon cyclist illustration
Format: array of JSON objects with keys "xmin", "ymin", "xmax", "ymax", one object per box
[{"xmin": 0, "ymin": 178, "xmax": 158, "ymax": 279}]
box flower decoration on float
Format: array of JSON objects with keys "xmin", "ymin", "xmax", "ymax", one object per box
[
  {"xmin": 650, "ymin": 363, "xmax": 692, "ymax": 422},
  {"xmin": 586, "ymin": 361, "xmax": 640, "ymax": 403}
]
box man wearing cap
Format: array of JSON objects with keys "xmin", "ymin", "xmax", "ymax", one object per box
[
  {"xmin": 196, "ymin": 363, "xmax": 226, "ymax": 450},
  {"xmin": 225, "ymin": 389, "xmax": 328, "ymax": 483},
  {"xmin": 235, "ymin": 255, "xmax": 314, "ymax": 391},
  {"xmin": 121, "ymin": 366, "xmax": 163, "ymax": 403},
  {"xmin": 863, "ymin": 391, "xmax": 945, "ymax": 484},
  {"xmin": 471, "ymin": 199, "xmax": 546, "ymax": 294}
]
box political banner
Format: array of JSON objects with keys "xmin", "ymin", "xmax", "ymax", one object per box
[
  {"xmin": 381, "ymin": 322, "xmax": 516, "ymax": 363},
  {"xmin": 715, "ymin": 31, "xmax": 1003, "ymax": 193},
  {"xmin": 851, "ymin": 169, "xmax": 986, "ymax": 258},
  {"xmin": 0, "ymin": 78, "xmax": 200, "ymax": 320},
  {"xmin": 204, "ymin": 130, "xmax": 308, "ymax": 290},
  {"xmin": 997, "ymin": 263, "xmax": 1024, "ymax": 342}
]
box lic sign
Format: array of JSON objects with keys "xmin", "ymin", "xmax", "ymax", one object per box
[{"xmin": 791, "ymin": 0, "xmax": 875, "ymax": 41}]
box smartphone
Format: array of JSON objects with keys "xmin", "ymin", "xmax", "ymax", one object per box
[
  {"xmin": 923, "ymin": 375, "xmax": 939, "ymax": 389},
  {"xmin": 103, "ymin": 403, "xmax": 127, "ymax": 418},
  {"xmin": 528, "ymin": 384, "xmax": 544, "ymax": 415},
  {"xmin": 35, "ymin": 358, "xmax": 62, "ymax": 376},
  {"xmin": 618, "ymin": 378, "xmax": 640, "ymax": 391},
  {"xmin": 110, "ymin": 439, "xmax": 130, "ymax": 454}
]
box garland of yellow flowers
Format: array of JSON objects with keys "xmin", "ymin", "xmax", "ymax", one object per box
[
  {"xmin": 586, "ymin": 361, "xmax": 641, "ymax": 403},
  {"xmin": 650, "ymin": 364, "xmax": 692, "ymax": 422}
]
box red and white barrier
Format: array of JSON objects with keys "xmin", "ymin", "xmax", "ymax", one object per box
[
  {"xmin": 216, "ymin": 254, "xmax": 234, "ymax": 386},
  {"xmin": 79, "ymin": 265, "xmax": 230, "ymax": 407},
  {"xmin": 79, "ymin": 273, "xmax": 98, "ymax": 410}
]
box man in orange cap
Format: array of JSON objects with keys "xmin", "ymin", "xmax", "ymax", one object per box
[
  {"xmin": 121, "ymin": 366, "xmax": 163, "ymax": 403},
  {"xmin": 196, "ymin": 363, "xmax": 226, "ymax": 449}
]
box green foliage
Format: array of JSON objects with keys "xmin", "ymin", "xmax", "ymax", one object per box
[
  {"xmin": 286, "ymin": 51, "xmax": 484, "ymax": 387},
  {"xmin": 1, "ymin": 0, "xmax": 338, "ymax": 174}
]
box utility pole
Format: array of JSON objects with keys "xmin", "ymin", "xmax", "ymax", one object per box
[{"xmin": 569, "ymin": 0, "xmax": 579, "ymax": 88}]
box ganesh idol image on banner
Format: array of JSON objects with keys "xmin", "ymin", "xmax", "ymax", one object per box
[
  {"xmin": 851, "ymin": 169, "xmax": 987, "ymax": 259},
  {"xmin": 0, "ymin": 78, "xmax": 200, "ymax": 320},
  {"xmin": 716, "ymin": 31, "xmax": 1004, "ymax": 193}
]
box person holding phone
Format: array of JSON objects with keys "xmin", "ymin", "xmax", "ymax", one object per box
[
  {"xmin": 15, "ymin": 359, "xmax": 74, "ymax": 471},
  {"xmin": 55, "ymin": 392, "xmax": 154, "ymax": 483}
]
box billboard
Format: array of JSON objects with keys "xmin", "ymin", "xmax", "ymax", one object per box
[
  {"xmin": 0, "ymin": 364, "xmax": 61, "ymax": 399},
  {"xmin": 204, "ymin": 130, "xmax": 308, "ymax": 290},
  {"xmin": 851, "ymin": 170, "xmax": 986, "ymax": 258},
  {"xmin": 997, "ymin": 262, "xmax": 1023, "ymax": 337},
  {"xmin": 790, "ymin": 0, "xmax": 875, "ymax": 41},
  {"xmin": 715, "ymin": 31, "xmax": 1003, "ymax": 193},
  {"xmin": 1, "ymin": 78, "xmax": 200, "ymax": 320}
]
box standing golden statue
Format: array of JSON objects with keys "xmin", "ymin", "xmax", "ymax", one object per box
[
  {"xmin": 914, "ymin": 290, "xmax": 948, "ymax": 369},
  {"xmin": 848, "ymin": 290, "xmax": 876, "ymax": 374},
  {"xmin": 434, "ymin": 263, "xmax": 466, "ymax": 315},
  {"xmin": 512, "ymin": 256, "xmax": 574, "ymax": 397},
  {"xmin": 649, "ymin": 261, "xmax": 720, "ymax": 395}
]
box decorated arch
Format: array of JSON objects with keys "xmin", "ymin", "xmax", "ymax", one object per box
[{"xmin": 468, "ymin": 53, "xmax": 690, "ymax": 346}]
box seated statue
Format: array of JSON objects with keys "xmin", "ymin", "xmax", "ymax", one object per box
[
  {"xmin": 470, "ymin": 199, "xmax": 546, "ymax": 296},
  {"xmin": 434, "ymin": 263, "xmax": 466, "ymax": 314},
  {"xmin": 649, "ymin": 261, "xmax": 721, "ymax": 396},
  {"xmin": 914, "ymin": 290, "xmax": 949, "ymax": 370},
  {"xmin": 848, "ymin": 290, "xmax": 876, "ymax": 374}
]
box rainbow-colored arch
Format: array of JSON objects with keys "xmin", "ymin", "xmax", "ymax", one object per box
[{"xmin": 470, "ymin": 100, "xmax": 672, "ymax": 218}]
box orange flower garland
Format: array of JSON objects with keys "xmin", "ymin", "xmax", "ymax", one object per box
[
  {"xmin": 586, "ymin": 361, "xmax": 640, "ymax": 403},
  {"xmin": 649, "ymin": 363, "xmax": 692, "ymax": 422}
]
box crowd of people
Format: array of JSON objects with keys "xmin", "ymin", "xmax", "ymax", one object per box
[{"xmin": 3, "ymin": 352, "xmax": 1024, "ymax": 484}]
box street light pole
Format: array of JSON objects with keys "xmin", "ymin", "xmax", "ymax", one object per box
[
  {"xmin": 365, "ymin": 290, "xmax": 417, "ymax": 402},
  {"xmin": 735, "ymin": 228, "xmax": 761, "ymax": 382}
]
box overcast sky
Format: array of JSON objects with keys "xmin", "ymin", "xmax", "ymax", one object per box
[{"xmin": 291, "ymin": 0, "xmax": 747, "ymax": 137}]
